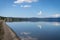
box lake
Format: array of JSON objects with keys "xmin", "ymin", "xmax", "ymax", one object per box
[{"xmin": 7, "ymin": 22, "xmax": 60, "ymax": 40}]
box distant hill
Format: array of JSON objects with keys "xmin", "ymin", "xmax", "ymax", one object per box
[{"xmin": 0, "ymin": 16, "xmax": 60, "ymax": 22}]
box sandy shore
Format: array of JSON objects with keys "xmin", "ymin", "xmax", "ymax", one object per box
[{"xmin": 0, "ymin": 20, "xmax": 21, "ymax": 40}]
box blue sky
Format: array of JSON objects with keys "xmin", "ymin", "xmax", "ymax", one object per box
[{"xmin": 0, "ymin": 0, "xmax": 60, "ymax": 18}]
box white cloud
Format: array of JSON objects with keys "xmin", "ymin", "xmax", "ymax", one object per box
[
  {"xmin": 37, "ymin": 11, "xmax": 42, "ymax": 16},
  {"xmin": 13, "ymin": 0, "xmax": 38, "ymax": 8},
  {"xmin": 52, "ymin": 14, "xmax": 60, "ymax": 18},
  {"xmin": 14, "ymin": 0, "xmax": 38, "ymax": 4},
  {"xmin": 20, "ymin": 5, "xmax": 31, "ymax": 8}
]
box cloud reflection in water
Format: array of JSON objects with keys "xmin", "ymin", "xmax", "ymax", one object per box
[
  {"xmin": 52, "ymin": 22, "xmax": 60, "ymax": 26},
  {"xmin": 20, "ymin": 32, "xmax": 38, "ymax": 40},
  {"xmin": 37, "ymin": 25, "xmax": 42, "ymax": 29}
]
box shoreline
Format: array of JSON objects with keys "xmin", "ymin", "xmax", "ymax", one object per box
[
  {"xmin": 5, "ymin": 23, "xmax": 21, "ymax": 40},
  {"xmin": 0, "ymin": 20, "xmax": 21, "ymax": 40}
]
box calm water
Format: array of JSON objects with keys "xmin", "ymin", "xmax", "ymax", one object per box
[{"xmin": 7, "ymin": 22, "xmax": 60, "ymax": 40}]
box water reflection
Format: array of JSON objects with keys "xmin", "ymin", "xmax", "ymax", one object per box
[
  {"xmin": 7, "ymin": 22, "xmax": 60, "ymax": 40},
  {"xmin": 21, "ymin": 37, "xmax": 37, "ymax": 40},
  {"xmin": 20, "ymin": 32, "xmax": 31, "ymax": 35},
  {"xmin": 37, "ymin": 22, "xmax": 60, "ymax": 27},
  {"xmin": 20, "ymin": 32, "xmax": 37, "ymax": 40},
  {"xmin": 37, "ymin": 25, "xmax": 42, "ymax": 29},
  {"xmin": 52, "ymin": 22, "xmax": 60, "ymax": 26}
]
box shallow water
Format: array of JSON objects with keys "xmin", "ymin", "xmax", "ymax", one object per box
[{"xmin": 7, "ymin": 22, "xmax": 60, "ymax": 40}]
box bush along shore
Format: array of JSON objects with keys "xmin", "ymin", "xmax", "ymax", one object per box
[{"xmin": 0, "ymin": 20, "xmax": 21, "ymax": 40}]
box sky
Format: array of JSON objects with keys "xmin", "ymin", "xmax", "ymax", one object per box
[{"xmin": 0, "ymin": 0, "xmax": 60, "ymax": 18}]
